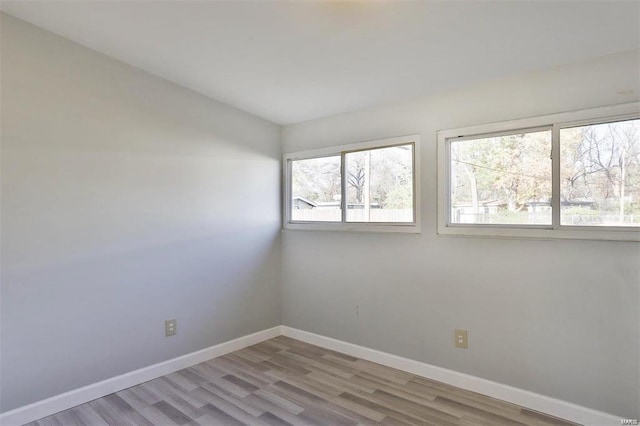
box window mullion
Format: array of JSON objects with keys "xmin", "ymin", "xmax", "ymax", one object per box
[
  {"xmin": 445, "ymin": 139, "xmax": 452, "ymax": 226},
  {"xmin": 551, "ymin": 124, "xmax": 561, "ymax": 230},
  {"xmin": 285, "ymin": 159, "xmax": 291, "ymax": 225},
  {"xmin": 341, "ymin": 151, "xmax": 347, "ymax": 223}
]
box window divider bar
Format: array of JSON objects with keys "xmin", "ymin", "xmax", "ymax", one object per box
[
  {"xmin": 284, "ymin": 158, "xmax": 291, "ymax": 225},
  {"xmin": 445, "ymin": 139, "xmax": 452, "ymax": 226},
  {"xmin": 551, "ymin": 124, "xmax": 561, "ymax": 230},
  {"xmin": 340, "ymin": 151, "xmax": 347, "ymax": 223},
  {"xmin": 411, "ymin": 142, "xmax": 420, "ymax": 224}
]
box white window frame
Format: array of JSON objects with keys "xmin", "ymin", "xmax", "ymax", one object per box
[
  {"xmin": 283, "ymin": 135, "xmax": 421, "ymax": 233},
  {"xmin": 437, "ymin": 103, "xmax": 640, "ymax": 241}
]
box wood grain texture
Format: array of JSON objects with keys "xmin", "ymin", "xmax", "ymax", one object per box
[{"xmin": 26, "ymin": 337, "xmax": 580, "ymax": 425}]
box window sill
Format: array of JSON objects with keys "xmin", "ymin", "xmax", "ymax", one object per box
[
  {"xmin": 284, "ymin": 222, "xmax": 421, "ymax": 234},
  {"xmin": 438, "ymin": 224, "xmax": 639, "ymax": 242}
]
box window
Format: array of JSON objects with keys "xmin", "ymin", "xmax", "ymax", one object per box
[
  {"xmin": 291, "ymin": 155, "xmax": 341, "ymax": 222},
  {"xmin": 438, "ymin": 103, "xmax": 639, "ymax": 241},
  {"xmin": 345, "ymin": 145, "xmax": 414, "ymax": 223},
  {"xmin": 284, "ymin": 136, "xmax": 420, "ymax": 232},
  {"xmin": 560, "ymin": 119, "xmax": 640, "ymax": 227},
  {"xmin": 450, "ymin": 128, "xmax": 552, "ymax": 226}
]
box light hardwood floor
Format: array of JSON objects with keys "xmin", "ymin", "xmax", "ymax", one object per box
[{"xmin": 26, "ymin": 336, "xmax": 579, "ymax": 426}]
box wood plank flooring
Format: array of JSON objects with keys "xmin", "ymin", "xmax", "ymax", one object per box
[{"xmin": 26, "ymin": 337, "xmax": 579, "ymax": 426}]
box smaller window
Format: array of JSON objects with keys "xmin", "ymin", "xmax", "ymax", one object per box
[{"xmin": 284, "ymin": 136, "xmax": 420, "ymax": 233}]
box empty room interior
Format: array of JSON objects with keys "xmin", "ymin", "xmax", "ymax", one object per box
[{"xmin": 1, "ymin": 1, "xmax": 639, "ymax": 425}]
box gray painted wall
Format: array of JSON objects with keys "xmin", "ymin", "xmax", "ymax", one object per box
[
  {"xmin": 2, "ymin": 10, "xmax": 639, "ymax": 420},
  {"xmin": 1, "ymin": 14, "xmax": 281, "ymax": 412},
  {"xmin": 281, "ymin": 50, "xmax": 640, "ymax": 418}
]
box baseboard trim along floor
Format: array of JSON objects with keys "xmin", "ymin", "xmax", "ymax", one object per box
[
  {"xmin": 279, "ymin": 327, "xmax": 621, "ymax": 426},
  {"xmin": 0, "ymin": 326, "xmax": 281, "ymax": 426},
  {"xmin": 0, "ymin": 325, "xmax": 622, "ymax": 426}
]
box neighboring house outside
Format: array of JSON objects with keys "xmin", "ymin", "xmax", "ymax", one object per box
[
  {"xmin": 560, "ymin": 199, "xmax": 596, "ymax": 209},
  {"xmin": 293, "ymin": 196, "xmax": 381, "ymax": 210},
  {"xmin": 452, "ymin": 200, "xmax": 505, "ymax": 222},
  {"xmin": 293, "ymin": 196, "xmax": 317, "ymax": 210},
  {"xmin": 316, "ymin": 201, "xmax": 381, "ymax": 210},
  {"xmin": 292, "ymin": 195, "xmax": 382, "ymax": 210}
]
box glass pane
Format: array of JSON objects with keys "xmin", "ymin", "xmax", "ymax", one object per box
[
  {"xmin": 345, "ymin": 144, "xmax": 413, "ymax": 223},
  {"xmin": 560, "ymin": 118, "xmax": 640, "ymax": 227},
  {"xmin": 450, "ymin": 130, "xmax": 552, "ymax": 225},
  {"xmin": 291, "ymin": 156, "xmax": 341, "ymax": 222}
]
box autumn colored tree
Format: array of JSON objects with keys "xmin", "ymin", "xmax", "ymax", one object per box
[{"xmin": 451, "ymin": 130, "xmax": 551, "ymax": 213}]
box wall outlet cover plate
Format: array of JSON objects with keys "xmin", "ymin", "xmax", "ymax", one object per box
[{"xmin": 455, "ymin": 329, "xmax": 468, "ymax": 349}]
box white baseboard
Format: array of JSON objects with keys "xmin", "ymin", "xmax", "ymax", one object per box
[
  {"xmin": 1, "ymin": 325, "xmax": 625, "ymax": 426},
  {"xmin": 0, "ymin": 326, "xmax": 282, "ymax": 426},
  {"xmin": 281, "ymin": 326, "xmax": 622, "ymax": 426}
]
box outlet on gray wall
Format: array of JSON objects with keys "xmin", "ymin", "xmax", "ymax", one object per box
[{"xmin": 165, "ymin": 319, "xmax": 177, "ymax": 337}]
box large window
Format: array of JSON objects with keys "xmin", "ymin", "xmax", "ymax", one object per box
[
  {"xmin": 438, "ymin": 103, "xmax": 639, "ymax": 241},
  {"xmin": 285, "ymin": 136, "xmax": 419, "ymax": 232}
]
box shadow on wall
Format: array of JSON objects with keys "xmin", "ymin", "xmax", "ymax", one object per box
[{"xmin": 0, "ymin": 13, "xmax": 283, "ymax": 413}]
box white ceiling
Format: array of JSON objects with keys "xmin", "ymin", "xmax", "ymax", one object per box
[{"xmin": 2, "ymin": 1, "xmax": 639, "ymax": 124}]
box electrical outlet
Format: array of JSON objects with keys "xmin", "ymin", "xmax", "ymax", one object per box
[
  {"xmin": 165, "ymin": 319, "xmax": 177, "ymax": 337},
  {"xmin": 455, "ymin": 329, "xmax": 468, "ymax": 348},
  {"xmin": 355, "ymin": 305, "xmax": 360, "ymax": 316}
]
